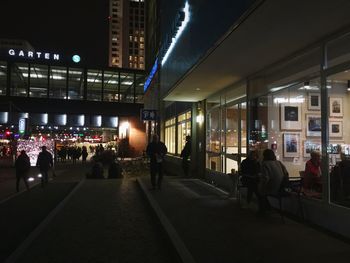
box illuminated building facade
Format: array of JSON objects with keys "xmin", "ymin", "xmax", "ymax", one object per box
[{"xmin": 109, "ymin": 0, "xmax": 145, "ymax": 69}]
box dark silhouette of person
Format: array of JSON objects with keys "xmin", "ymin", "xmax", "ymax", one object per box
[
  {"xmin": 180, "ymin": 135, "xmax": 191, "ymax": 177},
  {"xmin": 240, "ymin": 150, "xmax": 261, "ymax": 204},
  {"xmin": 36, "ymin": 146, "xmax": 53, "ymax": 187},
  {"xmin": 146, "ymin": 134, "xmax": 167, "ymax": 190},
  {"xmin": 108, "ymin": 160, "xmax": 123, "ymax": 178},
  {"xmin": 82, "ymin": 146, "xmax": 88, "ymax": 162},
  {"xmin": 15, "ymin": 150, "xmax": 31, "ymax": 192}
]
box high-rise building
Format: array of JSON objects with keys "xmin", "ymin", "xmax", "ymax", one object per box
[{"xmin": 109, "ymin": 0, "xmax": 145, "ymax": 69}]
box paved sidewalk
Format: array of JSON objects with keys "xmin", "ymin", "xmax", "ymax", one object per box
[
  {"xmin": 138, "ymin": 177, "xmax": 350, "ymax": 263},
  {"xmin": 12, "ymin": 179, "xmax": 176, "ymax": 263}
]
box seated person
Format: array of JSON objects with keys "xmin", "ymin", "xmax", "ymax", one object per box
[
  {"xmin": 331, "ymin": 153, "xmax": 350, "ymax": 201},
  {"xmin": 259, "ymin": 149, "xmax": 289, "ymax": 214},
  {"xmin": 108, "ymin": 161, "xmax": 123, "ymax": 179},
  {"xmin": 304, "ymin": 151, "xmax": 322, "ymax": 192},
  {"xmin": 240, "ymin": 150, "xmax": 260, "ymax": 204}
]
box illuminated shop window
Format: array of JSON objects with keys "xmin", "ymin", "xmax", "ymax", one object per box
[
  {"xmin": 165, "ymin": 118, "xmax": 176, "ymax": 154},
  {"xmin": 177, "ymin": 111, "xmax": 191, "ymax": 155}
]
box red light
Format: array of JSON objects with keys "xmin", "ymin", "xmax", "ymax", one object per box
[{"xmin": 5, "ymin": 131, "xmax": 10, "ymax": 136}]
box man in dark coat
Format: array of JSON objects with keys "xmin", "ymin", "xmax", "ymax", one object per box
[
  {"xmin": 36, "ymin": 146, "xmax": 53, "ymax": 187},
  {"xmin": 180, "ymin": 135, "xmax": 191, "ymax": 177},
  {"xmin": 15, "ymin": 150, "xmax": 31, "ymax": 192},
  {"xmin": 146, "ymin": 134, "xmax": 167, "ymax": 190}
]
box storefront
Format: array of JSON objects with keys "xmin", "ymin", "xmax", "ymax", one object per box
[{"xmin": 200, "ymin": 31, "xmax": 350, "ymax": 237}]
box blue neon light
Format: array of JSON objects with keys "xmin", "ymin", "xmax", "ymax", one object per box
[
  {"xmin": 144, "ymin": 58, "xmax": 159, "ymax": 92},
  {"xmin": 161, "ymin": 2, "xmax": 190, "ymax": 66}
]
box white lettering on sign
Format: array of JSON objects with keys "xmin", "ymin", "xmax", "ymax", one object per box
[{"xmin": 8, "ymin": 49, "xmax": 61, "ymax": 61}]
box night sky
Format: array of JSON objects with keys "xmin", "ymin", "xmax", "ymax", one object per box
[{"xmin": 0, "ymin": 0, "xmax": 110, "ymax": 67}]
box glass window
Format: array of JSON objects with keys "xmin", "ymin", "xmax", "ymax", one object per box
[
  {"xmin": 29, "ymin": 64, "xmax": 48, "ymax": 98},
  {"xmin": 11, "ymin": 63, "xmax": 28, "ymax": 97},
  {"xmin": 104, "ymin": 71, "xmax": 119, "ymax": 102},
  {"xmin": 177, "ymin": 111, "xmax": 191, "ymax": 155},
  {"xmin": 0, "ymin": 61, "xmax": 7, "ymax": 96},
  {"xmin": 120, "ymin": 72, "xmax": 134, "ymax": 103},
  {"xmin": 327, "ymin": 70, "xmax": 350, "ymax": 207},
  {"xmin": 165, "ymin": 118, "xmax": 176, "ymax": 154},
  {"xmin": 50, "ymin": 66, "xmax": 66, "ymax": 99},
  {"xmin": 206, "ymin": 96, "xmax": 221, "ymax": 172},
  {"xmin": 135, "ymin": 73, "xmax": 144, "ymax": 103},
  {"xmin": 226, "ymin": 104, "xmax": 239, "ymax": 173},
  {"xmin": 87, "ymin": 69, "xmax": 102, "ymax": 101},
  {"xmin": 68, "ymin": 68, "xmax": 84, "ymax": 100},
  {"xmin": 327, "ymin": 33, "xmax": 350, "ymax": 68},
  {"xmin": 249, "ymin": 79, "xmax": 322, "ymax": 199}
]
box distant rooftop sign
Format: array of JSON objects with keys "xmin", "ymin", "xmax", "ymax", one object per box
[{"xmin": 8, "ymin": 48, "xmax": 60, "ymax": 61}]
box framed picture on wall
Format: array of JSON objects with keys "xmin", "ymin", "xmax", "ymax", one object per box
[
  {"xmin": 303, "ymin": 140, "xmax": 321, "ymax": 158},
  {"xmin": 283, "ymin": 133, "xmax": 300, "ymax": 158},
  {"xmin": 280, "ymin": 103, "xmax": 302, "ymax": 130},
  {"xmin": 329, "ymin": 120, "xmax": 343, "ymax": 137},
  {"xmin": 308, "ymin": 93, "xmax": 321, "ymax": 111},
  {"xmin": 306, "ymin": 114, "xmax": 321, "ymax": 137},
  {"xmin": 329, "ymin": 97, "xmax": 343, "ymax": 117}
]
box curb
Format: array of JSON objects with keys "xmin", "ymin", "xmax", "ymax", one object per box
[
  {"xmin": 4, "ymin": 179, "xmax": 85, "ymax": 263},
  {"xmin": 136, "ymin": 178, "xmax": 196, "ymax": 263}
]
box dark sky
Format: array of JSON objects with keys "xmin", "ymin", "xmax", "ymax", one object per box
[{"xmin": 0, "ymin": 0, "xmax": 110, "ymax": 67}]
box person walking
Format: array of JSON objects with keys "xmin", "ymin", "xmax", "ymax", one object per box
[
  {"xmin": 146, "ymin": 134, "xmax": 167, "ymax": 190},
  {"xmin": 180, "ymin": 135, "xmax": 191, "ymax": 177},
  {"xmin": 36, "ymin": 146, "xmax": 54, "ymax": 187},
  {"xmin": 15, "ymin": 150, "xmax": 31, "ymax": 192},
  {"xmin": 82, "ymin": 146, "xmax": 88, "ymax": 162}
]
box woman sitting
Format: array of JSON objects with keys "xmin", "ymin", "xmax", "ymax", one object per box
[
  {"xmin": 304, "ymin": 151, "xmax": 322, "ymax": 192},
  {"xmin": 259, "ymin": 149, "xmax": 289, "ymax": 214}
]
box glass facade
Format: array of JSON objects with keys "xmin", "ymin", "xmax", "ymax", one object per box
[
  {"xmin": 165, "ymin": 117, "xmax": 176, "ymax": 154},
  {"xmin": 0, "ymin": 60, "xmax": 145, "ymax": 103},
  {"xmin": 87, "ymin": 69, "xmax": 102, "ymax": 101},
  {"xmin": 11, "ymin": 63, "xmax": 28, "ymax": 97},
  {"xmin": 164, "ymin": 110, "xmax": 191, "ymax": 156},
  {"xmin": 177, "ymin": 111, "xmax": 191, "ymax": 155},
  {"xmin": 104, "ymin": 71, "xmax": 119, "ymax": 102},
  {"xmin": 0, "ymin": 61, "xmax": 7, "ymax": 96},
  {"xmin": 68, "ymin": 68, "xmax": 84, "ymax": 100},
  {"xmin": 30, "ymin": 64, "xmax": 48, "ymax": 98},
  {"xmin": 202, "ymin": 31, "xmax": 350, "ymax": 209},
  {"xmin": 50, "ymin": 66, "xmax": 67, "ymax": 99}
]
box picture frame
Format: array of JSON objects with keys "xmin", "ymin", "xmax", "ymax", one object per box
[
  {"xmin": 329, "ymin": 97, "xmax": 343, "ymax": 117},
  {"xmin": 283, "ymin": 133, "xmax": 300, "ymax": 158},
  {"xmin": 306, "ymin": 114, "xmax": 321, "ymax": 137},
  {"xmin": 329, "ymin": 119, "xmax": 343, "ymax": 138},
  {"xmin": 280, "ymin": 103, "xmax": 302, "ymax": 130},
  {"xmin": 303, "ymin": 140, "xmax": 321, "ymax": 158},
  {"xmin": 308, "ymin": 93, "xmax": 321, "ymax": 111}
]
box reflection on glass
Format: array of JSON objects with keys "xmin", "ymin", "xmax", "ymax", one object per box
[
  {"xmin": 328, "ymin": 70, "xmax": 350, "ymax": 207},
  {"xmin": 50, "ymin": 66, "xmax": 66, "ymax": 99},
  {"xmin": 0, "ymin": 61, "xmax": 7, "ymax": 96},
  {"xmin": 11, "ymin": 63, "xmax": 28, "ymax": 97},
  {"xmin": 104, "ymin": 71, "xmax": 119, "ymax": 102},
  {"xmin": 30, "ymin": 64, "xmax": 48, "ymax": 98},
  {"xmin": 87, "ymin": 70, "xmax": 102, "ymax": 101},
  {"xmin": 120, "ymin": 72, "xmax": 134, "ymax": 103},
  {"xmin": 68, "ymin": 68, "xmax": 84, "ymax": 100}
]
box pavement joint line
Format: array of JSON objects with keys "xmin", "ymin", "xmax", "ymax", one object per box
[
  {"xmin": 194, "ymin": 179, "xmax": 232, "ymax": 196},
  {"xmin": 136, "ymin": 178, "xmax": 196, "ymax": 263},
  {"xmin": 4, "ymin": 179, "xmax": 85, "ymax": 263}
]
